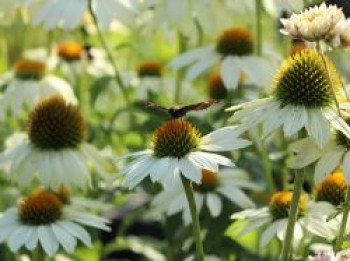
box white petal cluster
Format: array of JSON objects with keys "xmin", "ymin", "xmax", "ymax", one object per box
[
  {"xmin": 281, "ymin": 3, "xmax": 345, "ymax": 42},
  {"xmin": 337, "ymin": 18, "xmax": 350, "ymax": 46}
]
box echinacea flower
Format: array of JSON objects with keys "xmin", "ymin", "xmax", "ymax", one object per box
[
  {"xmin": 32, "ymin": 0, "xmax": 138, "ymax": 30},
  {"xmin": 280, "ymin": 3, "xmax": 345, "ymax": 42},
  {"xmin": 231, "ymin": 191, "xmax": 310, "ymax": 247},
  {"xmin": 170, "ymin": 27, "xmax": 275, "ymax": 90},
  {"xmin": 133, "ymin": 61, "xmax": 166, "ymax": 100},
  {"xmin": 227, "ymin": 49, "xmax": 350, "ymax": 149},
  {"xmin": 0, "ymin": 96, "xmax": 114, "ymax": 190},
  {"xmin": 305, "ymin": 173, "xmax": 350, "ymax": 241},
  {"xmin": 56, "ymin": 42, "xmax": 113, "ymax": 78},
  {"xmin": 0, "ymin": 59, "xmax": 77, "ymax": 119},
  {"xmin": 153, "ymin": 168, "xmax": 261, "ymax": 224},
  {"xmin": 0, "ymin": 188, "xmax": 110, "ymax": 256},
  {"xmin": 289, "ymin": 122, "xmax": 350, "ymax": 183},
  {"xmin": 116, "ymin": 119, "xmax": 251, "ymax": 189}
]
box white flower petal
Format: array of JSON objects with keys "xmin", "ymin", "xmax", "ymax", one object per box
[
  {"xmin": 206, "ymin": 193, "xmax": 222, "ymax": 217},
  {"xmin": 57, "ymin": 221, "xmax": 91, "ymax": 247},
  {"xmin": 200, "ymin": 126, "xmax": 251, "ymax": 151},
  {"xmin": 283, "ymin": 106, "xmax": 307, "ymax": 137},
  {"xmin": 260, "ymin": 220, "xmax": 283, "ymax": 247},
  {"xmin": 9, "ymin": 226, "xmax": 29, "ymax": 251},
  {"xmin": 218, "ymin": 186, "xmax": 255, "ymax": 208},
  {"xmin": 289, "ymin": 137, "xmax": 324, "ymax": 169},
  {"xmin": 238, "ymin": 217, "xmax": 271, "ymax": 237},
  {"xmin": 179, "ymin": 157, "xmax": 201, "ymax": 184},
  {"xmin": 220, "ymin": 57, "xmax": 240, "ymax": 89},
  {"xmin": 306, "ymin": 109, "xmax": 331, "ymax": 149},
  {"xmin": 314, "ymin": 149, "xmax": 344, "ymax": 183},
  {"xmin": 38, "ymin": 226, "xmax": 59, "ymax": 257},
  {"xmin": 51, "ymin": 223, "xmax": 77, "ymax": 253}
]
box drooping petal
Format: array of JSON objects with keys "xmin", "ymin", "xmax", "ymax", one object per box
[
  {"xmin": 314, "ymin": 149, "xmax": 344, "ymax": 183},
  {"xmin": 305, "ymin": 108, "xmax": 331, "ymax": 149},
  {"xmin": 200, "ymin": 126, "xmax": 251, "ymax": 151},
  {"xmin": 206, "ymin": 193, "xmax": 222, "ymax": 217},
  {"xmin": 289, "ymin": 137, "xmax": 324, "ymax": 169},
  {"xmin": 220, "ymin": 56, "xmax": 240, "ymax": 89}
]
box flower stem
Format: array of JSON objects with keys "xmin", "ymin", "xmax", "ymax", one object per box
[
  {"xmin": 181, "ymin": 175, "xmax": 204, "ymax": 261},
  {"xmin": 316, "ymin": 42, "xmax": 342, "ymax": 116},
  {"xmin": 255, "ymin": 0, "xmax": 263, "ymax": 56},
  {"xmin": 32, "ymin": 247, "xmax": 46, "ymax": 261},
  {"xmin": 174, "ymin": 33, "xmax": 187, "ymax": 103},
  {"xmin": 280, "ymin": 169, "xmax": 305, "ymax": 261},
  {"xmin": 258, "ymin": 139, "xmax": 275, "ymax": 195},
  {"xmin": 88, "ymin": 1, "xmax": 135, "ymax": 126},
  {"xmin": 335, "ymin": 187, "xmax": 350, "ymax": 251}
]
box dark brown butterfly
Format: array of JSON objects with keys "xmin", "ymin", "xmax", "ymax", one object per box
[{"xmin": 145, "ymin": 99, "xmax": 219, "ymax": 119}]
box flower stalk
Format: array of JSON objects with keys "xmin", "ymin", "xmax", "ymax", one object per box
[
  {"xmin": 335, "ymin": 187, "xmax": 350, "ymax": 251},
  {"xmin": 255, "ymin": 0, "xmax": 263, "ymax": 56},
  {"xmin": 181, "ymin": 175, "xmax": 205, "ymax": 261},
  {"xmin": 280, "ymin": 169, "xmax": 305, "ymax": 261},
  {"xmin": 88, "ymin": 0, "xmax": 135, "ymax": 126},
  {"xmin": 316, "ymin": 42, "xmax": 342, "ymax": 116}
]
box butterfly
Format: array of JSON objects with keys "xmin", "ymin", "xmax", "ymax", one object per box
[{"xmin": 145, "ymin": 99, "xmax": 219, "ymax": 119}]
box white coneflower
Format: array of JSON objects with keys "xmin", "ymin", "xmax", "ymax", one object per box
[
  {"xmin": 280, "ymin": 3, "xmax": 345, "ymax": 42},
  {"xmin": 56, "ymin": 42, "xmax": 113, "ymax": 78},
  {"xmin": 305, "ymin": 173, "xmax": 350, "ymax": 241},
  {"xmin": 116, "ymin": 119, "xmax": 251, "ymax": 189},
  {"xmin": 0, "ymin": 96, "xmax": 114, "ymax": 190},
  {"xmin": 227, "ymin": 50, "xmax": 350, "ymax": 149},
  {"xmin": 0, "ymin": 188, "xmax": 110, "ymax": 257},
  {"xmin": 133, "ymin": 61, "xmax": 165, "ymax": 100},
  {"xmin": 153, "ymin": 168, "xmax": 260, "ymax": 224},
  {"xmin": 231, "ymin": 191, "xmax": 310, "ymax": 247},
  {"xmin": 170, "ymin": 27, "xmax": 275, "ymax": 90},
  {"xmin": 289, "ymin": 122, "xmax": 350, "ymax": 183},
  {"xmin": 0, "ymin": 59, "xmax": 77, "ymax": 119},
  {"xmin": 32, "ymin": 0, "xmax": 138, "ymax": 30}
]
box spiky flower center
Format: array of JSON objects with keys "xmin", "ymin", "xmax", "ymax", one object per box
[
  {"xmin": 194, "ymin": 169, "xmax": 219, "ymax": 192},
  {"xmin": 273, "ymin": 50, "xmax": 341, "ymax": 108},
  {"xmin": 315, "ymin": 172, "xmax": 347, "ymax": 206},
  {"xmin": 216, "ymin": 28, "xmax": 254, "ymax": 57},
  {"xmin": 269, "ymin": 191, "xmax": 306, "ymax": 220},
  {"xmin": 58, "ymin": 42, "xmax": 84, "ymax": 61},
  {"xmin": 28, "ymin": 96, "xmax": 86, "ymax": 150},
  {"xmin": 208, "ymin": 72, "xmax": 227, "ymax": 100},
  {"xmin": 19, "ymin": 189, "xmax": 62, "ymax": 225},
  {"xmin": 152, "ymin": 119, "xmax": 202, "ymax": 158},
  {"xmin": 137, "ymin": 61, "xmax": 163, "ymax": 78},
  {"xmin": 14, "ymin": 59, "xmax": 46, "ymax": 80}
]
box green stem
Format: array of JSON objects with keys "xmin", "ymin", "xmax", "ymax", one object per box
[
  {"xmin": 32, "ymin": 247, "xmax": 46, "ymax": 261},
  {"xmin": 316, "ymin": 42, "xmax": 342, "ymax": 116},
  {"xmin": 255, "ymin": 0, "xmax": 263, "ymax": 56},
  {"xmin": 88, "ymin": 1, "xmax": 135, "ymax": 126},
  {"xmin": 174, "ymin": 33, "xmax": 187, "ymax": 103},
  {"xmin": 181, "ymin": 175, "xmax": 204, "ymax": 261},
  {"xmin": 280, "ymin": 169, "xmax": 305, "ymax": 261},
  {"xmin": 258, "ymin": 139, "xmax": 275, "ymax": 195},
  {"xmin": 335, "ymin": 187, "xmax": 350, "ymax": 251},
  {"xmin": 78, "ymin": 66, "xmax": 90, "ymax": 116}
]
